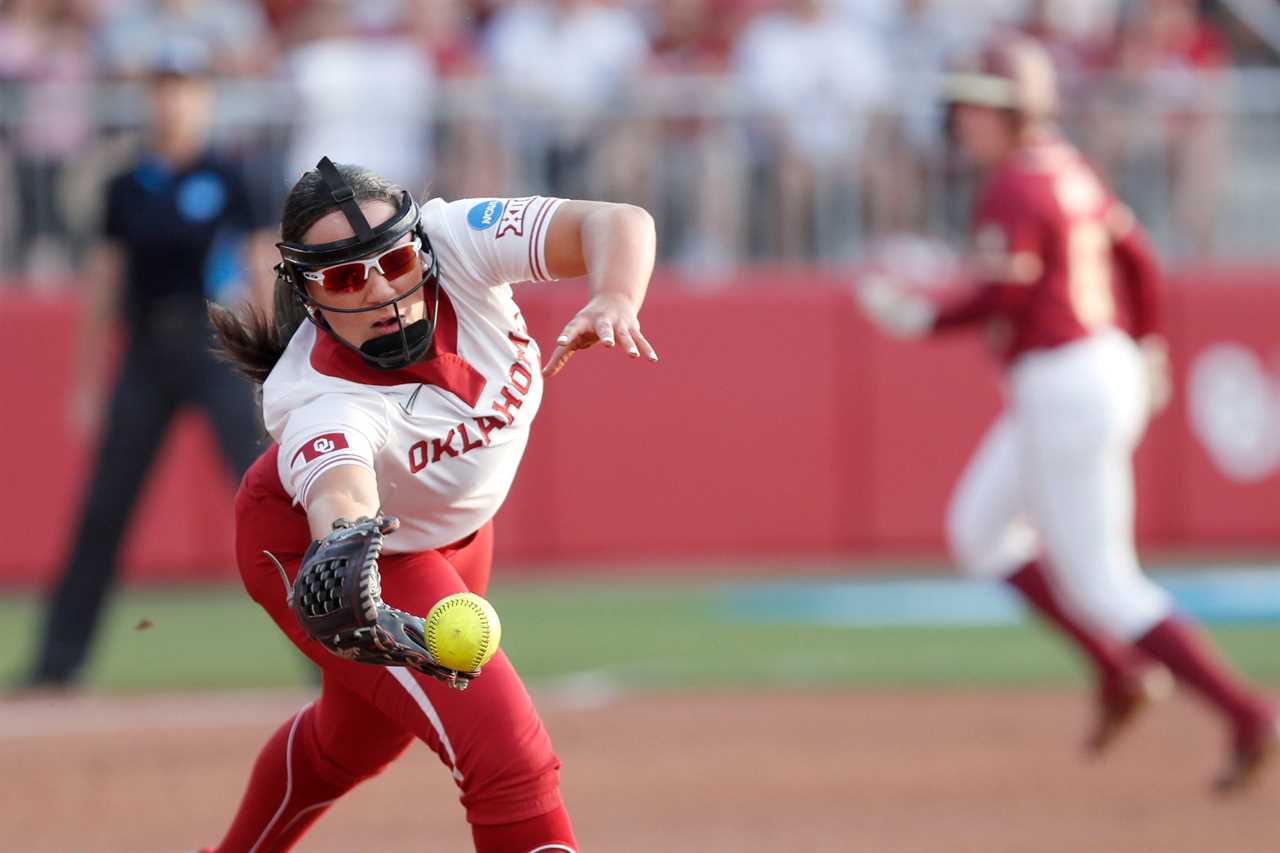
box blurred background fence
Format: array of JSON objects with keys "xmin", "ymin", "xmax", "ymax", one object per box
[
  {"xmin": 7, "ymin": 65, "xmax": 1280, "ymax": 274},
  {"xmin": 5, "ymin": 0, "xmax": 1280, "ymax": 280}
]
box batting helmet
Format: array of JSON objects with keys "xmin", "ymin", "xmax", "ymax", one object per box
[{"xmin": 944, "ymin": 33, "xmax": 1059, "ymax": 122}]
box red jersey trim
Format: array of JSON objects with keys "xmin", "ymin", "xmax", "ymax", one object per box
[
  {"xmin": 528, "ymin": 199, "xmax": 556, "ymax": 282},
  {"xmin": 300, "ymin": 453, "xmax": 373, "ymax": 504},
  {"xmin": 309, "ymin": 284, "xmax": 487, "ymax": 408}
]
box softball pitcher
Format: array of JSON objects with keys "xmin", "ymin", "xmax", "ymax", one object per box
[
  {"xmin": 857, "ymin": 34, "xmax": 1276, "ymax": 793},
  {"xmin": 199, "ymin": 158, "xmax": 658, "ymax": 851}
]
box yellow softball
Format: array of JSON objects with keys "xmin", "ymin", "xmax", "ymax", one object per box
[{"xmin": 424, "ymin": 592, "xmax": 502, "ymax": 672}]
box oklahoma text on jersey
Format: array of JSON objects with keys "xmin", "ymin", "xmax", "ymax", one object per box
[{"xmin": 407, "ymin": 331, "xmax": 536, "ymax": 473}]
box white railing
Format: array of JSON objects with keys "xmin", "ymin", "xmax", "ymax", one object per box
[{"xmin": 2, "ymin": 67, "xmax": 1280, "ymax": 282}]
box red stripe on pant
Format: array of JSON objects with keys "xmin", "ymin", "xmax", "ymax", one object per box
[{"xmin": 212, "ymin": 446, "xmax": 576, "ymax": 852}]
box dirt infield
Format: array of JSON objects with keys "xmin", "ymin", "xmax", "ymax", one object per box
[{"xmin": 3, "ymin": 686, "xmax": 1276, "ymax": 853}]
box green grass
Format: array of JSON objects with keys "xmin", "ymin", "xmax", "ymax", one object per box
[{"xmin": 2, "ymin": 579, "xmax": 1278, "ymax": 693}]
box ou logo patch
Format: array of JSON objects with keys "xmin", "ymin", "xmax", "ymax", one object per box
[
  {"xmin": 292, "ymin": 431, "xmax": 351, "ymax": 465},
  {"xmin": 1187, "ymin": 343, "xmax": 1280, "ymax": 482}
]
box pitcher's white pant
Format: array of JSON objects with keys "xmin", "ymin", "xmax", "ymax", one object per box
[{"xmin": 945, "ymin": 329, "xmax": 1172, "ymax": 640}]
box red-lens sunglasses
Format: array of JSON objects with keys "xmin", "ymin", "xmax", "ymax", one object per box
[{"xmin": 300, "ymin": 236, "xmax": 423, "ymax": 294}]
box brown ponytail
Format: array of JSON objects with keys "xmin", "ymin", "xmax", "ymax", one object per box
[{"xmin": 208, "ymin": 270, "xmax": 311, "ymax": 385}]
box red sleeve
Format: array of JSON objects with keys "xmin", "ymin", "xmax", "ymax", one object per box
[
  {"xmin": 931, "ymin": 176, "xmax": 1044, "ymax": 333},
  {"xmin": 1108, "ymin": 204, "xmax": 1164, "ymax": 338},
  {"xmin": 931, "ymin": 289, "xmax": 991, "ymax": 331},
  {"xmin": 932, "ymin": 285, "xmax": 1022, "ymax": 332}
]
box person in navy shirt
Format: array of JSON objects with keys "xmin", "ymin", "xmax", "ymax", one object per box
[{"xmin": 16, "ymin": 40, "xmax": 270, "ymax": 691}]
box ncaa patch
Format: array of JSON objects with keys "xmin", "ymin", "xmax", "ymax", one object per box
[
  {"xmin": 292, "ymin": 432, "xmax": 350, "ymax": 466},
  {"xmin": 467, "ymin": 199, "xmax": 505, "ymax": 230}
]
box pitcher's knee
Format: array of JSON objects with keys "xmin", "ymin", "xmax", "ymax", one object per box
[
  {"xmin": 459, "ymin": 739, "xmax": 564, "ymax": 826},
  {"xmin": 470, "ymin": 803, "xmax": 577, "ymax": 853}
]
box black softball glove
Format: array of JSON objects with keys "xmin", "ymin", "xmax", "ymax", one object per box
[{"xmin": 265, "ymin": 515, "xmax": 475, "ymax": 690}]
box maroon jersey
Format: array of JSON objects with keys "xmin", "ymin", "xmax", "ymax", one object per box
[{"xmin": 933, "ymin": 135, "xmax": 1163, "ymax": 364}]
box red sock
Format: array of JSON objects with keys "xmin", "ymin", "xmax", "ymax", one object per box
[
  {"xmin": 1005, "ymin": 560, "xmax": 1136, "ymax": 684},
  {"xmin": 1136, "ymin": 616, "xmax": 1270, "ymax": 736},
  {"xmin": 213, "ymin": 706, "xmax": 359, "ymax": 853},
  {"xmin": 471, "ymin": 805, "xmax": 578, "ymax": 853}
]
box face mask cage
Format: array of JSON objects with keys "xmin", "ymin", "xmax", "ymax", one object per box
[{"xmin": 274, "ymin": 157, "xmax": 441, "ymax": 370}]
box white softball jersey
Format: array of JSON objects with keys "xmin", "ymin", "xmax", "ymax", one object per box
[{"xmin": 262, "ymin": 195, "xmax": 563, "ymax": 552}]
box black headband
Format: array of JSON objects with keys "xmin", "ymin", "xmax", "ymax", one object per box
[
  {"xmin": 315, "ymin": 156, "xmax": 374, "ymax": 242},
  {"xmin": 276, "ymin": 168, "xmax": 420, "ymax": 270}
]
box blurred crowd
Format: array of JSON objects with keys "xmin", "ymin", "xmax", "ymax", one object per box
[{"xmin": 0, "ymin": 0, "xmax": 1267, "ymax": 286}]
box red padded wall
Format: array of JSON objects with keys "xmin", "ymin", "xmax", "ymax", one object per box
[{"xmin": 1, "ymin": 266, "xmax": 1278, "ymax": 585}]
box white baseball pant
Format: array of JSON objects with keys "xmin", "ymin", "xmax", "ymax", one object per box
[{"xmin": 946, "ymin": 329, "xmax": 1172, "ymax": 640}]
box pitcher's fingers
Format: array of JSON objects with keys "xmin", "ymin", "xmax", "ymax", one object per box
[
  {"xmin": 556, "ymin": 316, "xmax": 591, "ymax": 347},
  {"xmin": 594, "ymin": 318, "xmax": 616, "ymax": 347},
  {"xmin": 542, "ymin": 345, "xmax": 575, "ymax": 378},
  {"xmin": 630, "ymin": 325, "xmax": 659, "ymax": 362},
  {"xmin": 614, "ymin": 326, "xmax": 641, "ymax": 358}
]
